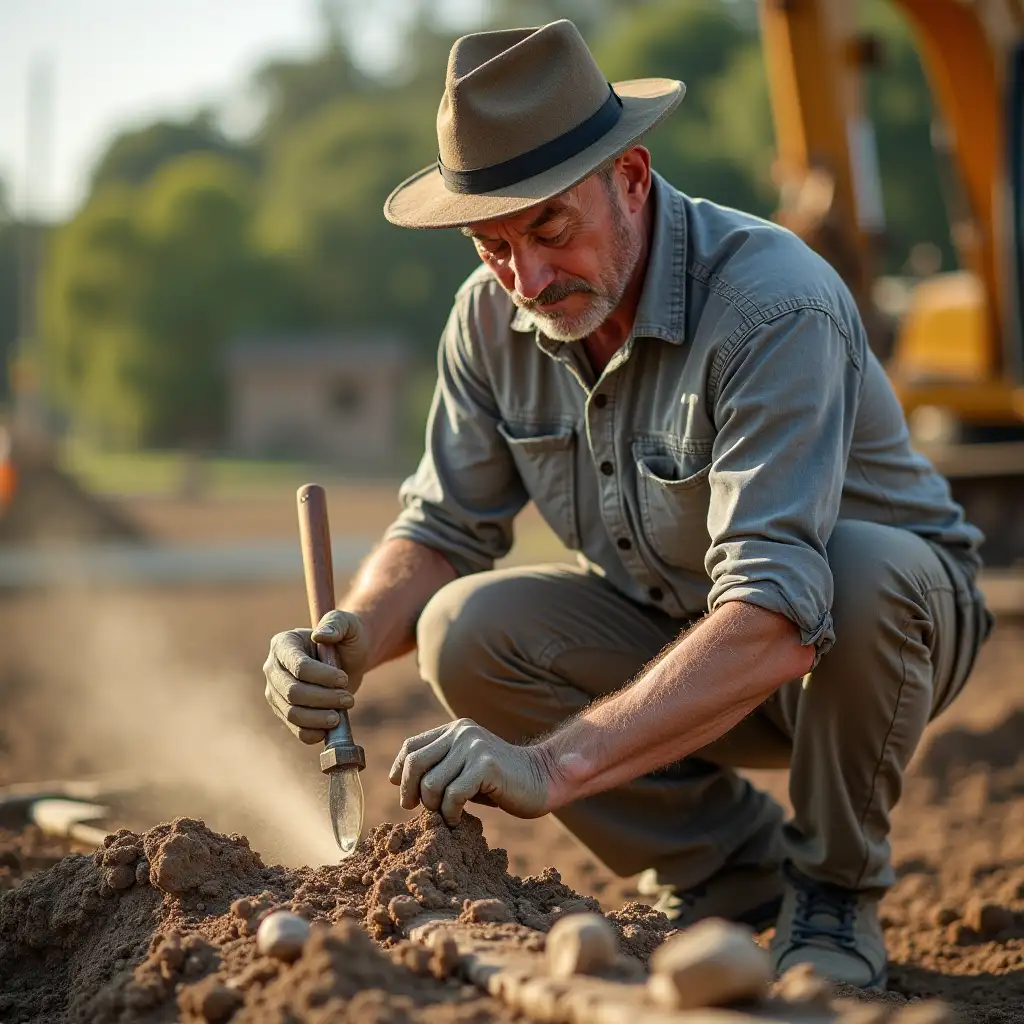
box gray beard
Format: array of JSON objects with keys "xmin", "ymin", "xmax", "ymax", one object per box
[{"xmin": 508, "ymin": 203, "xmax": 642, "ymax": 342}]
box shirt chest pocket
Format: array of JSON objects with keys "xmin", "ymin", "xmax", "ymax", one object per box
[
  {"xmin": 498, "ymin": 422, "xmax": 580, "ymax": 550},
  {"xmin": 633, "ymin": 440, "xmax": 713, "ymax": 575}
]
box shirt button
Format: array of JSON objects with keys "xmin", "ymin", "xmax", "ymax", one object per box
[
  {"xmin": 649, "ymin": 587, "xmax": 664, "ymax": 602},
  {"xmin": 593, "ymin": 393, "xmax": 608, "ymax": 409},
  {"xmin": 600, "ymin": 461, "xmax": 614, "ymax": 476},
  {"xmin": 617, "ymin": 537, "xmax": 632, "ymax": 551}
]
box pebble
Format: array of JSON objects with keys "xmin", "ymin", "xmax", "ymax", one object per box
[
  {"xmin": 430, "ymin": 931, "xmax": 460, "ymax": 978},
  {"xmin": 256, "ymin": 911, "xmax": 310, "ymax": 962},
  {"xmin": 546, "ymin": 913, "xmax": 618, "ymax": 978},
  {"xmin": 648, "ymin": 919, "xmax": 770, "ymax": 1010},
  {"xmin": 774, "ymin": 962, "xmax": 833, "ymax": 1007},
  {"xmin": 463, "ymin": 897, "xmax": 511, "ymax": 924},
  {"xmin": 894, "ymin": 1001, "xmax": 956, "ymax": 1024},
  {"xmin": 230, "ymin": 898, "xmax": 253, "ymax": 921},
  {"xmin": 930, "ymin": 905, "xmax": 960, "ymax": 928},
  {"xmin": 199, "ymin": 983, "xmax": 242, "ymax": 1023},
  {"xmin": 963, "ymin": 898, "xmax": 1014, "ymax": 939}
]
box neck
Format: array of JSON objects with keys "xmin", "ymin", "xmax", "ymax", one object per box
[{"xmin": 585, "ymin": 194, "xmax": 655, "ymax": 365}]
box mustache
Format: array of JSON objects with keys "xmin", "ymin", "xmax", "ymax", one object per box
[{"xmin": 513, "ymin": 278, "xmax": 597, "ymax": 310}]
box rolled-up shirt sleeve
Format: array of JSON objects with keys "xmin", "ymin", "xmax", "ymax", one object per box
[
  {"xmin": 705, "ymin": 307, "xmax": 864, "ymax": 660},
  {"xmin": 383, "ymin": 297, "xmax": 527, "ymax": 576}
]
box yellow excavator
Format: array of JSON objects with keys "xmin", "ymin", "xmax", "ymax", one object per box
[{"xmin": 759, "ymin": 0, "xmax": 1024, "ymax": 570}]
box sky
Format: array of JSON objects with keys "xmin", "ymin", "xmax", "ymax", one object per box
[{"xmin": 0, "ymin": 0, "xmax": 480, "ymax": 221}]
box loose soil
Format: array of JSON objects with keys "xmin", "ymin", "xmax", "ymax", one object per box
[
  {"xmin": 1, "ymin": 488, "xmax": 1023, "ymax": 1022},
  {"xmin": 0, "ymin": 810, "xmax": 673, "ymax": 1023}
]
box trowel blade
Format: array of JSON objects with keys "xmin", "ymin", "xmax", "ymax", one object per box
[{"xmin": 328, "ymin": 766, "xmax": 364, "ymax": 858}]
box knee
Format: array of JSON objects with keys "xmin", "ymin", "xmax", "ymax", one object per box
[
  {"xmin": 827, "ymin": 521, "xmax": 933, "ymax": 644},
  {"xmin": 416, "ymin": 572, "xmax": 510, "ymax": 713}
]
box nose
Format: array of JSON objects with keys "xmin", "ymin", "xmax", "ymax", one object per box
[{"xmin": 510, "ymin": 247, "xmax": 554, "ymax": 300}]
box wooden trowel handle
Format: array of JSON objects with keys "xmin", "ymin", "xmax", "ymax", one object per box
[{"xmin": 296, "ymin": 483, "xmax": 341, "ymax": 671}]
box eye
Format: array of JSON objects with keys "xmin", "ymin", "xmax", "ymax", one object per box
[
  {"xmin": 475, "ymin": 237, "xmax": 508, "ymax": 258},
  {"xmin": 537, "ymin": 226, "xmax": 570, "ymax": 247}
]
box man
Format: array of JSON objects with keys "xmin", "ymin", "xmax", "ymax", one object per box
[{"xmin": 263, "ymin": 21, "xmax": 992, "ymax": 988}]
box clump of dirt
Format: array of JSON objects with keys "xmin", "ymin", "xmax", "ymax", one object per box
[{"xmin": 0, "ymin": 811, "xmax": 667, "ymax": 1023}]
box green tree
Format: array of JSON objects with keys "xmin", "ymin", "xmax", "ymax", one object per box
[
  {"xmin": 90, "ymin": 114, "xmax": 254, "ymax": 192},
  {"xmin": 45, "ymin": 155, "xmax": 303, "ymax": 445},
  {"xmin": 594, "ymin": 0, "xmax": 771, "ymax": 213},
  {"xmin": 257, "ymin": 92, "xmax": 474, "ymax": 349}
]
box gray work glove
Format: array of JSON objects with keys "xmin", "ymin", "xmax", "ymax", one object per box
[
  {"xmin": 390, "ymin": 718, "xmax": 550, "ymax": 826},
  {"xmin": 263, "ymin": 610, "xmax": 368, "ymax": 744}
]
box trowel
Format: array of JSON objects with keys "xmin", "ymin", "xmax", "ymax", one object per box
[{"xmin": 297, "ymin": 483, "xmax": 366, "ymax": 858}]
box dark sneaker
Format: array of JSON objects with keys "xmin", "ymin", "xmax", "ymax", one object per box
[
  {"xmin": 770, "ymin": 862, "xmax": 887, "ymax": 989},
  {"xmin": 637, "ymin": 863, "xmax": 784, "ymax": 930}
]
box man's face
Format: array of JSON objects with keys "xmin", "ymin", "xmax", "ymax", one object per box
[{"xmin": 462, "ymin": 161, "xmax": 644, "ymax": 341}]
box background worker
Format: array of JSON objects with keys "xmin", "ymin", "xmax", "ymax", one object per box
[{"xmin": 264, "ymin": 21, "xmax": 992, "ymax": 990}]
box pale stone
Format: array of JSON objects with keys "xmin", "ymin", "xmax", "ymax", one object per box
[
  {"xmin": 648, "ymin": 918, "xmax": 770, "ymax": 1009},
  {"xmin": 255, "ymin": 911, "xmax": 310, "ymax": 962},
  {"xmin": 546, "ymin": 912, "xmax": 618, "ymax": 978}
]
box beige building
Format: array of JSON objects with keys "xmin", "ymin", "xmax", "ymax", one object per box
[{"xmin": 227, "ymin": 335, "xmax": 409, "ymax": 470}]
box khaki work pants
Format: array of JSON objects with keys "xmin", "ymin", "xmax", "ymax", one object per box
[{"xmin": 415, "ymin": 520, "xmax": 991, "ymax": 892}]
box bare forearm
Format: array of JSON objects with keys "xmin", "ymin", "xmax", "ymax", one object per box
[
  {"xmin": 340, "ymin": 538, "xmax": 458, "ymax": 669},
  {"xmin": 536, "ymin": 602, "xmax": 813, "ymax": 810}
]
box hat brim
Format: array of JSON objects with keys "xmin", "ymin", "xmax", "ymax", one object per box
[{"xmin": 383, "ymin": 78, "xmax": 685, "ymax": 230}]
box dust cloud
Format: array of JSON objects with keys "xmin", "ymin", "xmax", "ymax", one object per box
[{"xmin": 16, "ymin": 588, "xmax": 340, "ymax": 865}]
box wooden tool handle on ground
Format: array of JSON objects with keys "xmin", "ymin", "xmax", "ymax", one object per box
[{"xmin": 296, "ymin": 483, "xmax": 342, "ymax": 671}]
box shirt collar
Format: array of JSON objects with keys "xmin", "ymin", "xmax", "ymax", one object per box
[{"xmin": 508, "ymin": 172, "xmax": 687, "ymax": 346}]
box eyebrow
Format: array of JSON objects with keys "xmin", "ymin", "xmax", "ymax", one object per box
[{"xmin": 460, "ymin": 203, "xmax": 570, "ymax": 241}]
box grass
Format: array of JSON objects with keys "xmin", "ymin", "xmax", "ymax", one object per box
[{"xmin": 59, "ymin": 437, "xmax": 369, "ymax": 499}]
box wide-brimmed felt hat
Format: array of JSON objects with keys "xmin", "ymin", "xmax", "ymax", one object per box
[{"xmin": 384, "ymin": 20, "xmax": 685, "ymax": 229}]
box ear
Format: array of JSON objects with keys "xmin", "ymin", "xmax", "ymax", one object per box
[{"xmin": 615, "ymin": 147, "xmax": 652, "ymax": 214}]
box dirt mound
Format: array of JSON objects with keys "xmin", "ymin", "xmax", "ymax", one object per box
[
  {"xmin": 0, "ymin": 462, "xmax": 142, "ymax": 546},
  {"xmin": 0, "ymin": 812, "xmax": 670, "ymax": 1023}
]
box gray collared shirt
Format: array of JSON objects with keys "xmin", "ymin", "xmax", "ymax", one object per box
[{"xmin": 384, "ymin": 173, "xmax": 983, "ymax": 657}]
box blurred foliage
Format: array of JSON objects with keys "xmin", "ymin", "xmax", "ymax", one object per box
[
  {"xmin": 34, "ymin": 0, "xmax": 954, "ymax": 449},
  {"xmin": 89, "ymin": 114, "xmax": 257, "ymax": 192}
]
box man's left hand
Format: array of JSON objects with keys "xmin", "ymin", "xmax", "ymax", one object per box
[{"xmin": 390, "ymin": 718, "xmax": 551, "ymax": 825}]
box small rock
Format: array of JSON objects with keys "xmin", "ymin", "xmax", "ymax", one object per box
[
  {"xmin": 190, "ymin": 980, "xmax": 243, "ymax": 1024},
  {"xmin": 894, "ymin": 1001, "xmax": 955, "ymax": 1024},
  {"xmin": 546, "ymin": 913, "xmax": 618, "ymax": 978},
  {"xmin": 463, "ymin": 898, "xmax": 511, "ymax": 924},
  {"xmin": 256, "ymin": 911, "xmax": 310, "ymax": 962},
  {"xmin": 386, "ymin": 828, "xmax": 405, "ymax": 854},
  {"xmin": 930, "ymin": 906, "xmax": 959, "ymax": 928},
  {"xmin": 135, "ymin": 861, "xmax": 150, "ymax": 886},
  {"xmin": 837, "ymin": 1005, "xmax": 892, "ymax": 1024},
  {"xmin": 430, "ymin": 931, "xmax": 460, "ymax": 978},
  {"xmin": 946, "ymin": 922, "xmax": 975, "ymax": 946},
  {"xmin": 649, "ymin": 918, "xmax": 770, "ymax": 1010},
  {"xmin": 230, "ymin": 898, "xmax": 253, "ymax": 920},
  {"xmin": 393, "ymin": 940, "xmax": 433, "ymax": 975},
  {"xmin": 964, "ymin": 898, "xmax": 1013, "ymax": 939},
  {"xmin": 388, "ymin": 895, "xmax": 423, "ymax": 926},
  {"xmin": 106, "ymin": 865, "xmax": 136, "ymax": 891},
  {"xmin": 774, "ymin": 962, "xmax": 833, "ymax": 1007}
]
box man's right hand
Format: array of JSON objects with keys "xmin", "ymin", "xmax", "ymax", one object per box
[{"xmin": 263, "ymin": 610, "xmax": 369, "ymax": 744}]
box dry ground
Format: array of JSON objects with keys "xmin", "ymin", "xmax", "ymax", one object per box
[{"xmin": 1, "ymin": 486, "xmax": 1022, "ymax": 1020}]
